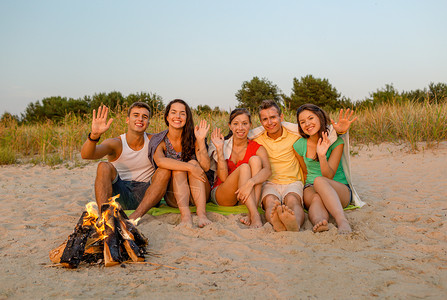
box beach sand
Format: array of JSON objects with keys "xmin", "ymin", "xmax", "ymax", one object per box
[{"xmin": 0, "ymin": 142, "xmax": 446, "ymax": 299}]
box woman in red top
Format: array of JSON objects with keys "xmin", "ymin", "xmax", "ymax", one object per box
[{"xmin": 210, "ymin": 108, "xmax": 271, "ymax": 228}]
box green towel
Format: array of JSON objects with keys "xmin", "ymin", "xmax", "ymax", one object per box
[{"xmin": 124, "ymin": 203, "xmax": 359, "ymax": 217}]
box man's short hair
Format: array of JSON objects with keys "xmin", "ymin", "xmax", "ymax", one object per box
[
  {"xmin": 258, "ymin": 100, "xmax": 282, "ymax": 116},
  {"xmin": 128, "ymin": 102, "xmax": 151, "ymax": 118}
]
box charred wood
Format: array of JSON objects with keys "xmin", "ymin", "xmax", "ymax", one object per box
[
  {"xmin": 51, "ymin": 198, "xmax": 149, "ymax": 268},
  {"xmin": 59, "ymin": 211, "xmax": 95, "ymax": 268},
  {"xmin": 102, "ymin": 205, "xmax": 123, "ymax": 267}
]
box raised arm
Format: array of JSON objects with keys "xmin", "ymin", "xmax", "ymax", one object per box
[
  {"xmin": 154, "ymin": 141, "xmax": 207, "ymax": 183},
  {"xmin": 211, "ymin": 128, "xmax": 229, "ymax": 182},
  {"xmin": 194, "ymin": 119, "xmax": 211, "ymax": 171},
  {"xmin": 235, "ymin": 145, "xmax": 272, "ymax": 203},
  {"xmin": 331, "ymin": 108, "xmax": 357, "ymax": 134},
  {"xmin": 317, "ymin": 132, "xmax": 343, "ymax": 179},
  {"xmin": 81, "ymin": 105, "xmax": 117, "ymax": 160}
]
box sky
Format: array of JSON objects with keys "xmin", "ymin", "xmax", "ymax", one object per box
[{"xmin": 1, "ymin": 0, "xmax": 446, "ymax": 116}]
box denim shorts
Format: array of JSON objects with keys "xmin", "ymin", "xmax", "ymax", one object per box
[
  {"xmin": 112, "ymin": 175, "xmax": 152, "ymax": 210},
  {"xmin": 210, "ymin": 186, "xmax": 219, "ymax": 205}
]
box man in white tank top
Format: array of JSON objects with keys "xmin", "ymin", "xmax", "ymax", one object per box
[{"xmin": 81, "ymin": 102, "xmax": 171, "ymax": 221}]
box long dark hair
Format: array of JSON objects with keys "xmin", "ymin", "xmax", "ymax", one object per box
[
  {"xmin": 164, "ymin": 99, "xmax": 196, "ymax": 162},
  {"xmin": 224, "ymin": 108, "xmax": 252, "ymax": 140},
  {"xmin": 296, "ymin": 104, "xmax": 330, "ymax": 161}
]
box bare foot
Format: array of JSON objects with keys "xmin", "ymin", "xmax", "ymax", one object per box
[
  {"xmin": 337, "ymin": 219, "xmax": 352, "ymax": 234},
  {"xmin": 240, "ymin": 212, "xmax": 262, "ymax": 228},
  {"xmin": 197, "ymin": 214, "xmax": 212, "ymax": 228},
  {"xmin": 312, "ymin": 219, "xmax": 329, "ymax": 232},
  {"xmin": 270, "ymin": 202, "xmax": 286, "ymax": 232},
  {"xmin": 240, "ymin": 215, "xmax": 251, "ymax": 226},
  {"xmin": 178, "ymin": 213, "xmax": 193, "ymax": 228},
  {"xmin": 277, "ymin": 205, "xmax": 299, "ymax": 231},
  {"xmin": 249, "ymin": 213, "xmax": 263, "ymax": 229}
]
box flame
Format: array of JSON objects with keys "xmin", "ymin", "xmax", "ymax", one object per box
[
  {"xmin": 88, "ymin": 194, "xmax": 122, "ymax": 241},
  {"xmin": 82, "ymin": 202, "xmax": 99, "ymax": 227},
  {"xmin": 85, "ymin": 202, "xmax": 99, "ymax": 219},
  {"xmin": 108, "ymin": 194, "xmax": 121, "ymax": 210},
  {"xmin": 95, "ymin": 217, "xmax": 107, "ymax": 240}
]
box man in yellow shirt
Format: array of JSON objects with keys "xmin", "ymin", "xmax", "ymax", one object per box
[
  {"xmin": 250, "ymin": 100, "xmax": 304, "ymax": 232},
  {"xmin": 251, "ymin": 100, "xmax": 353, "ymax": 232}
]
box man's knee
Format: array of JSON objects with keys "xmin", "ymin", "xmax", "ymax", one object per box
[
  {"xmin": 284, "ymin": 193, "xmax": 302, "ymax": 207},
  {"xmin": 96, "ymin": 162, "xmax": 116, "ymax": 181},
  {"xmin": 153, "ymin": 168, "xmax": 171, "ymax": 183},
  {"xmin": 262, "ymin": 194, "xmax": 280, "ymax": 209}
]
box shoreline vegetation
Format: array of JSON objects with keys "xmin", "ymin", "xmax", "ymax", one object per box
[{"xmin": 1, "ymin": 100, "xmax": 446, "ymax": 166}]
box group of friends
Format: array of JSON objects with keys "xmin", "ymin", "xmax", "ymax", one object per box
[{"xmin": 80, "ymin": 99, "xmax": 357, "ymax": 234}]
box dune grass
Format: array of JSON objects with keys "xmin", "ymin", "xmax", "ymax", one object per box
[
  {"xmin": 347, "ymin": 101, "xmax": 447, "ymax": 150},
  {"xmin": 0, "ymin": 101, "xmax": 445, "ymax": 165}
]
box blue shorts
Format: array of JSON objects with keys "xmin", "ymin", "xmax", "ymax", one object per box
[
  {"xmin": 210, "ymin": 186, "xmax": 219, "ymax": 205},
  {"xmin": 112, "ymin": 175, "xmax": 152, "ymax": 210}
]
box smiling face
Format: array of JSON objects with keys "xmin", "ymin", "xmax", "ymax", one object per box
[
  {"xmin": 166, "ymin": 102, "xmax": 187, "ymax": 129},
  {"xmin": 259, "ymin": 107, "xmax": 284, "ymax": 139},
  {"xmin": 229, "ymin": 113, "xmax": 251, "ymax": 139},
  {"xmin": 126, "ymin": 106, "xmax": 150, "ymax": 132},
  {"xmin": 298, "ymin": 109, "xmax": 321, "ymax": 137}
]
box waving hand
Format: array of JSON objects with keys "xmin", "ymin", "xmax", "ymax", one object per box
[
  {"xmin": 91, "ymin": 105, "xmax": 114, "ymax": 137},
  {"xmin": 211, "ymin": 128, "xmax": 224, "ymax": 150},
  {"xmin": 316, "ymin": 132, "xmax": 331, "ymax": 158},
  {"xmin": 331, "ymin": 108, "xmax": 357, "ymax": 134},
  {"xmin": 194, "ymin": 119, "xmax": 210, "ymax": 141}
]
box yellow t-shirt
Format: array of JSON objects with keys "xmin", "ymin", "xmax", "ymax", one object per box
[{"xmin": 253, "ymin": 127, "xmax": 302, "ymax": 184}]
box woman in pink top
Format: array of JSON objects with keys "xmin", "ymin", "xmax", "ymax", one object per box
[{"xmin": 210, "ymin": 108, "xmax": 271, "ymax": 228}]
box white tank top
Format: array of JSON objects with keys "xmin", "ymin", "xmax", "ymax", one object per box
[{"xmin": 111, "ymin": 133, "xmax": 155, "ymax": 182}]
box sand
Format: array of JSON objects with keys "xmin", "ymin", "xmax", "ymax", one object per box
[{"xmin": 0, "ymin": 142, "xmax": 446, "ymax": 299}]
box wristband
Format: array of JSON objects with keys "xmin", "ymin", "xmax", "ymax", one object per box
[{"xmin": 88, "ymin": 132, "xmax": 101, "ymax": 142}]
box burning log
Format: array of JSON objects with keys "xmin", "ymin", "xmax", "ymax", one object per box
[
  {"xmin": 117, "ymin": 218, "xmax": 145, "ymax": 262},
  {"xmin": 49, "ymin": 240, "xmax": 67, "ymax": 264},
  {"xmin": 82, "ymin": 236, "xmax": 104, "ymax": 264},
  {"xmin": 49, "ymin": 195, "xmax": 148, "ymax": 268},
  {"xmin": 60, "ymin": 211, "xmax": 97, "ymax": 268},
  {"xmin": 118, "ymin": 209, "xmax": 148, "ymax": 248},
  {"xmin": 100, "ymin": 203, "xmax": 123, "ymax": 267}
]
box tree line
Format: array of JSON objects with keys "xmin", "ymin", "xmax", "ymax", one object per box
[
  {"xmin": 235, "ymin": 76, "xmax": 447, "ymax": 112},
  {"xmin": 2, "ymin": 76, "xmax": 446, "ymax": 124},
  {"xmin": 1, "ymin": 92, "xmax": 164, "ymax": 124}
]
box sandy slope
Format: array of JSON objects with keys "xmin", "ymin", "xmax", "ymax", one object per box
[{"xmin": 0, "ymin": 142, "xmax": 446, "ymax": 299}]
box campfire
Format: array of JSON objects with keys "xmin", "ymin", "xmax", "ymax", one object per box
[{"xmin": 49, "ymin": 195, "xmax": 148, "ymax": 268}]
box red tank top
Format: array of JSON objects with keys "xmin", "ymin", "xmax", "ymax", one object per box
[{"xmin": 213, "ymin": 140, "xmax": 261, "ymax": 188}]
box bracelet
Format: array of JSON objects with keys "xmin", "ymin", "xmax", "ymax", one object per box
[{"xmin": 88, "ymin": 132, "xmax": 101, "ymax": 142}]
